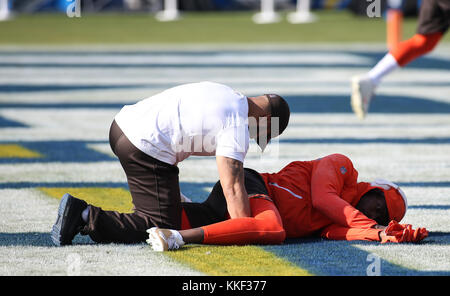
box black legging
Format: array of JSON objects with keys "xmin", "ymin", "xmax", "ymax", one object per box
[{"xmin": 182, "ymin": 168, "xmax": 268, "ymax": 228}]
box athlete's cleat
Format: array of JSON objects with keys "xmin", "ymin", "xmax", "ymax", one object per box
[
  {"xmin": 51, "ymin": 193, "xmax": 87, "ymax": 246},
  {"xmin": 351, "ymin": 75, "xmax": 376, "ymax": 120},
  {"xmin": 146, "ymin": 227, "xmax": 185, "ymax": 251}
]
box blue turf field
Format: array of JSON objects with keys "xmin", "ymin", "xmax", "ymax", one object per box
[{"xmin": 0, "ymin": 46, "xmax": 449, "ymax": 275}]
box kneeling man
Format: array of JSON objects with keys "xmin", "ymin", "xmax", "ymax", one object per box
[{"xmin": 51, "ymin": 81, "xmax": 290, "ymax": 245}]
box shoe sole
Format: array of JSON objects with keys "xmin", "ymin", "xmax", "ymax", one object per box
[
  {"xmin": 351, "ymin": 77, "xmax": 365, "ymax": 120},
  {"xmin": 51, "ymin": 193, "xmax": 70, "ymax": 246},
  {"xmin": 147, "ymin": 228, "xmax": 168, "ymax": 252}
]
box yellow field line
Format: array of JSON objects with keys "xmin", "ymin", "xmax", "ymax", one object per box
[
  {"xmin": 0, "ymin": 144, "xmax": 42, "ymax": 158},
  {"xmin": 167, "ymin": 244, "xmax": 312, "ymax": 276},
  {"xmin": 39, "ymin": 187, "xmax": 134, "ymax": 213}
]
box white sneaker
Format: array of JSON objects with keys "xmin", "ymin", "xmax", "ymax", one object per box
[
  {"xmin": 351, "ymin": 75, "xmax": 376, "ymax": 120},
  {"xmin": 146, "ymin": 227, "xmax": 185, "ymax": 251}
]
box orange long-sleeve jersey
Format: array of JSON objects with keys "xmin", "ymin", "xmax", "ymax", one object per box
[{"xmin": 259, "ymin": 153, "xmax": 382, "ymax": 241}]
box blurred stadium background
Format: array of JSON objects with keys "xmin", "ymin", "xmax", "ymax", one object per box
[
  {"xmin": 0, "ymin": 0, "xmax": 421, "ymax": 14},
  {"xmin": 0, "ymin": 0, "xmax": 429, "ymax": 14},
  {"xmin": 2, "ymin": 0, "xmax": 450, "ymax": 44},
  {"xmin": 0, "ymin": 0, "xmax": 449, "ymax": 276}
]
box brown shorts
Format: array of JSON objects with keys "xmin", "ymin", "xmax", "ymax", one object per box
[{"xmin": 417, "ymin": 0, "xmax": 450, "ymax": 34}]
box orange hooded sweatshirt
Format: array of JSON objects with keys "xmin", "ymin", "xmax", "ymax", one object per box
[
  {"xmin": 260, "ymin": 153, "xmax": 383, "ymax": 241},
  {"xmin": 199, "ymin": 153, "xmax": 407, "ymax": 245}
]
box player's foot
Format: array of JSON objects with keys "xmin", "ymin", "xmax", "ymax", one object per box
[
  {"xmin": 351, "ymin": 75, "xmax": 376, "ymax": 120},
  {"xmin": 146, "ymin": 227, "xmax": 185, "ymax": 251},
  {"xmin": 51, "ymin": 193, "xmax": 87, "ymax": 246}
]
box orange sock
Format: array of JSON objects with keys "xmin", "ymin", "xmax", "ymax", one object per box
[
  {"xmin": 201, "ymin": 197, "xmax": 286, "ymax": 245},
  {"xmin": 390, "ymin": 32, "xmax": 443, "ymax": 66}
]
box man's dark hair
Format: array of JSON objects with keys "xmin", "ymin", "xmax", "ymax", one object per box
[{"xmin": 265, "ymin": 94, "xmax": 290, "ymax": 137}]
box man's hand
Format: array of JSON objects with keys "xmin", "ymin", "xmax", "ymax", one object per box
[
  {"xmin": 216, "ymin": 156, "xmax": 251, "ymax": 219},
  {"xmin": 380, "ymin": 221, "xmax": 429, "ymax": 243}
]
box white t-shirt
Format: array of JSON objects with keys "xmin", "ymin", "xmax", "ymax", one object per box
[{"xmin": 114, "ymin": 81, "xmax": 249, "ymax": 165}]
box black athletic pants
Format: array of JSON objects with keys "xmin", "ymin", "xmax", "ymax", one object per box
[{"xmin": 182, "ymin": 167, "xmax": 269, "ymax": 229}]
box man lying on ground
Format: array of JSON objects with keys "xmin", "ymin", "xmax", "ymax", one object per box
[
  {"xmin": 351, "ymin": 0, "xmax": 449, "ymax": 119},
  {"xmin": 146, "ymin": 153, "xmax": 428, "ymax": 251}
]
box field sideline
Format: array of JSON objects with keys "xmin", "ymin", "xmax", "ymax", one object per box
[
  {"xmin": 0, "ymin": 42, "xmax": 449, "ymax": 276},
  {"xmin": 1, "ymin": 11, "xmax": 450, "ymax": 45}
]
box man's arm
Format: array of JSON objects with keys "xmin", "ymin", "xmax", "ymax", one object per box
[
  {"xmin": 320, "ymin": 224, "xmax": 383, "ymax": 241},
  {"xmin": 311, "ymin": 154, "xmax": 377, "ymax": 229},
  {"xmin": 216, "ymin": 155, "xmax": 251, "ymax": 219}
]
